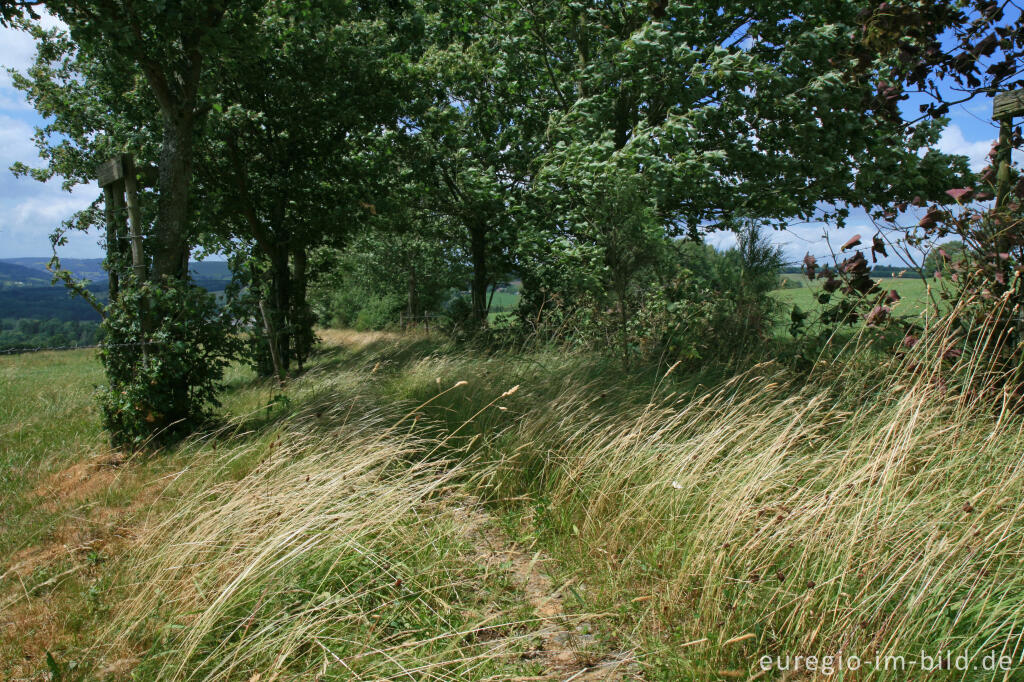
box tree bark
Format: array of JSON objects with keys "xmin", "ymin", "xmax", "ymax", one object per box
[
  {"xmin": 103, "ymin": 184, "xmax": 124, "ymax": 302},
  {"xmin": 407, "ymin": 265, "xmax": 419, "ymax": 323},
  {"xmin": 291, "ymin": 246, "xmax": 312, "ymax": 370},
  {"xmin": 469, "ymin": 222, "xmax": 489, "ymax": 324},
  {"xmin": 269, "ymin": 244, "xmax": 291, "ymax": 372},
  {"xmin": 150, "ymin": 113, "xmax": 195, "ymax": 282}
]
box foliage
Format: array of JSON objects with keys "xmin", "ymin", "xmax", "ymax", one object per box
[
  {"xmin": 923, "ymin": 239, "xmax": 967, "ymax": 275},
  {"xmin": 6, "ymin": 3, "xmax": 258, "ymax": 443},
  {"xmin": 649, "ymin": 225, "xmax": 783, "ymax": 364},
  {"xmin": 309, "ymin": 231, "xmax": 469, "ymax": 331},
  {"xmin": 4, "ymin": 0, "xmax": 1019, "ymax": 444},
  {"xmin": 96, "ymin": 279, "xmax": 239, "ymax": 447},
  {"xmin": 195, "ymin": 0, "xmax": 425, "ymax": 373},
  {"xmin": 512, "ymin": 223, "xmax": 782, "ymax": 365},
  {"xmin": 0, "ymin": 318, "xmax": 101, "ymax": 352}
]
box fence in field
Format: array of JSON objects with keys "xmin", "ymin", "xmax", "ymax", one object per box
[
  {"xmin": 0, "ymin": 341, "xmax": 160, "ymax": 356},
  {"xmin": 398, "ymin": 306, "xmax": 518, "ymax": 331}
]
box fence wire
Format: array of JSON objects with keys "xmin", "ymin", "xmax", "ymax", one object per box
[{"xmin": 0, "ymin": 341, "xmax": 160, "ymax": 356}]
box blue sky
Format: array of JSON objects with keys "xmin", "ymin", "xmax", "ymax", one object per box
[
  {"xmin": 0, "ymin": 18, "xmax": 1009, "ymax": 264},
  {"xmin": 0, "ymin": 16, "xmax": 102, "ymax": 259}
]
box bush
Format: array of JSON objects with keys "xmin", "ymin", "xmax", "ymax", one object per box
[
  {"xmin": 97, "ymin": 279, "xmax": 240, "ymax": 448},
  {"xmin": 353, "ymin": 293, "xmax": 404, "ymax": 331},
  {"xmin": 511, "ymin": 223, "xmax": 782, "ymax": 364}
]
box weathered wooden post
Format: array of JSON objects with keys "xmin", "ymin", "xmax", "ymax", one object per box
[
  {"xmin": 97, "ymin": 153, "xmax": 149, "ymax": 289},
  {"xmin": 97, "ymin": 156, "xmax": 126, "ymax": 300},
  {"xmin": 121, "ymin": 154, "xmax": 147, "ymax": 282},
  {"xmin": 992, "ymin": 90, "xmax": 1024, "ymax": 339},
  {"xmin": 258, "ymin": 299, "xmax": 286, "ymax": 387},
  {"xmin": 992, "ymin": 90, "xmax": 1024, "ymax": 209}
]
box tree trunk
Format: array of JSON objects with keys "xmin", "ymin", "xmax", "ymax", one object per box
[
  {"xmin": 103, "ymin": 184, "xmax": 125, "ymax": 302},
  {"xmin": 615, "ymin": 272, "xmax": 630, "ymax": 369},
  {"xmin": 407, "ymin": 266, "xmax": 417, "ymax": 320},
  {"xmin": 470, "ymin": 223, "xmax": 489, "ymax": 324},
  {"xmin": 150, "ymin": 113, "xmax": 194, "ymax": 282},
  {"xmin": 269, "ymin": 244, "xmax": 291, "ymax": 373},
  {"xmin": 291, "ymin": 246, "xmax": 313, "ymax": 371}
]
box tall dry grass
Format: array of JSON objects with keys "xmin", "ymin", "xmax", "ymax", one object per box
[
  {"xmin": 100, "ymin": 311, "xmax": 1024, "ymax": 679},
  {"xmin": 100, "ymin": 389, "xmax": 541, "ymax": 681},
  {"xmin": 474, "ymin": 310, "xmax": 1024, "ymax": 677}
]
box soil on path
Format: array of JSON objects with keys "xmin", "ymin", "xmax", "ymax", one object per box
[{"xmin": 451, "ymin": 499, "xmax": 642, "ymax": 681}]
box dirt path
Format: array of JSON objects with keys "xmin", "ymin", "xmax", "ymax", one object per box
[
  {"xmin": 450, "ymin": 499, "xmax": 642, "ymax": 681},
  {"xmin": 0, "ymin": 454, "xmax": 163, "ymax": 678}
]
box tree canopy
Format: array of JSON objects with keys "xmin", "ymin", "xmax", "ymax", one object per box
[{"xmin": 4, "ymin": 0, "xmax": 1013, "ymax": 442}]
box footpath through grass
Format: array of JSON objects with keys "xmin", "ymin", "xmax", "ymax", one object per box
[{"xmin": 2, "ymin": 329, "xmax": 1023, "ymax": 680}]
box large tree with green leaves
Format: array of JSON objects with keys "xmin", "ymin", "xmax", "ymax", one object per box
[
  {"xmin": 406, "ymin": 0, "xmax": 573, "ymax": 325},
  {"xmin": 503, "ymin": 0, "xmax": 968, "ymax": 346},
  {"xmin": 194, "ymin": 0, "xmax": 425, "ymax": 374},
  {"xmin": 4, "ymin": 0, "xmax": 265, "ymax": 280},
  {"xmin": 4, "ymin": 1, "xmax": 268, "ymax": 443}
]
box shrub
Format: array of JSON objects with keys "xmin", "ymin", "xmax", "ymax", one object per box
[
  {"xmin": 353, "ymin": 292, "xmax": 404, "ymax": 331},
  {"xmin": 512, "ymin": 223, "xmax": 782, "ymax": 364},
  {"xmin": 97, "ymin": 279, "xmax": 240, "ymax": 447}
]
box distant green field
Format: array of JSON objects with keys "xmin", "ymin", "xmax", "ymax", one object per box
[
  {"xmin": 482, "ymin": 275, "xmax": 944, "ymax": 328},
  {"xmin": 488, "ymin": 290, "xmax": 520, "ymax": 311},
  {"xmin": 486, "ymin": 283, "xmax": 521, "ymax": 322},
  {"xmin": 772, "ymin": 274, "xmax": 945, "ymax": 332}
]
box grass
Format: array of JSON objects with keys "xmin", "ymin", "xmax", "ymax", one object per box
[
  {"xmin": 773, "ymin": 274, "xmax": 938, "ymax": 316},
  {"xmin": 0, "ymin": 349, "xmax": 105, "ymax": 558},
  {"xmin": 2, "ymin": 326, "xmax": 1024, "ymax": 679}
]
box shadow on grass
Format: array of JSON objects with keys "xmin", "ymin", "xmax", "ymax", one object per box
[{"xmin": 185, "ymin": 328, "xmax": 785, "ymax": 474}]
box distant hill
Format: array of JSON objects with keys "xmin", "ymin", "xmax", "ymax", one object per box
[
  {"xmin": 0, "ymin": 284, "xmax": 107, "ymax": 322},
  {"xmin": 0, "ymin": 261, "xmax": 52, "ymax": 287},
  {"xmin": 1, "ymin": 257, "xmax": 232, "ymax": 284},
  {"xmin": 0, "ymin": 258, "xmax": 234, "ymax": 323}
]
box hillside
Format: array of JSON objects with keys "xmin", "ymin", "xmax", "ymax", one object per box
[
  {"xmin": 0, "ymin": 258, "xmax": 234, "ymax": 325},
  {"xmin": 0, "ymin": 261, "xmax": 52, "ymax": 287},
  {"xmin": 2, "ymin": 330, "xmax": 1022, "ymax": 679},
  {"xmin": 1, "ymin": 258, "xmax": 232, "ymax": 283}
]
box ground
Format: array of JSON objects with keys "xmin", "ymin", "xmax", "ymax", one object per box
[
  {"xmin": 2, "ymin": 328, "xmax": 1022, "ymax": 680},
  {"xmin": 0, "ymin": 333, "xmax": 642, "ymax": 681}
]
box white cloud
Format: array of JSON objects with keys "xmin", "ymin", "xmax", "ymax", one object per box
[
  {"xmin": 0, "ymin": 179, "xmax": 100, "ymax": 258},
  {"xmin": 0, "ymin": 10, "xmax": 66, "ymax": 71},
  {"xmin": 0, "ymin": 15, "xmax": 99, "ymax": 259},
  {"xmin": 0, "ymin": 25, "xmax": 40, "ymax": 77},
  {"xmin": 0, "ymin": 113, "xmax": 39, "ymax": 169},
  {"xmin": 0, "ymin": 12, "xmax": 69, "ymax": 113},
  {"xmin": 936, "ymin": 124, "xmax": 994, "ymax": 171},
  {"xmin": 705, "ymin": 229, "xmax": 737, "ymax": 251}
]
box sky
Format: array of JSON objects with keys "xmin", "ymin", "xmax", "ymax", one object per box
[
  {"xmin": 0, "ymin": 15, "xmax": 101, "ymax": 259},
  {"xmin": 0, "ymin": 18, "xmax": 1011, "ymax": 265}
]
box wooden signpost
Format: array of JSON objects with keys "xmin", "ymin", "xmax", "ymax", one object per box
[
  {"xmin": 992, "ymin": 90, "xmax": 1024, "ymax": 209},
  {"xmin": 97, "ymin": 153, "xmax": 156, "ymax": 293}
]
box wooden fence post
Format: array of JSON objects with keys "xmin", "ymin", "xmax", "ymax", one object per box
[
  {"xmin": 992, "ymin": 89, "xmax": 1024, "ymax": 337},
  {"xmin": 992, "ymin": 90, "xmax": 1024, "ymax": 255},
  {"xmin": 992, "ymin": 90, "xmax": 1024, "ymax": 209},
  {"xmin": 121, "ymin": 153, "xmax": 147, "ymax": 281},
  {"xmin": 97, "ymin": 156, "xmax": 126, "ymax": 298},
  {"xmin": 259, "ymin": 300, "xmax": 286, "ymax": 387}
]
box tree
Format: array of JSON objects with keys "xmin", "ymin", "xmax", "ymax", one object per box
[
  {"xmin": 512, "ymin": 0, "xmax": 966, "ymax": 350},
  {"xmin": 309, "ymin": 227, "xmax": 470, "ymax": 330},
  {"xmin": 6, "ymin": 0, "xmax": 265, "ymax": 280},
  {"xmin": 923, "ymin": 240, "xmax": 967, "ymax": 276},
  {"xmin": 195, "ymin": 0, "xmax": 424, "ymax": 374},
  {"xmin": 408, "ymin": 0, "xmax": 569, "ymax": 325},
  {"xmin": 5, "ymin": 1, "xmax": 262, "ymax": 444}
]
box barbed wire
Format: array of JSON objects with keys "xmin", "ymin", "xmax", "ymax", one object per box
[
  {"xmin": 3, "ymin": 308, "xmax": 523, "ymax": 355},
  {"xmin": 0, "ymin": 341, "xmax": 163, "ymax": 356}
]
